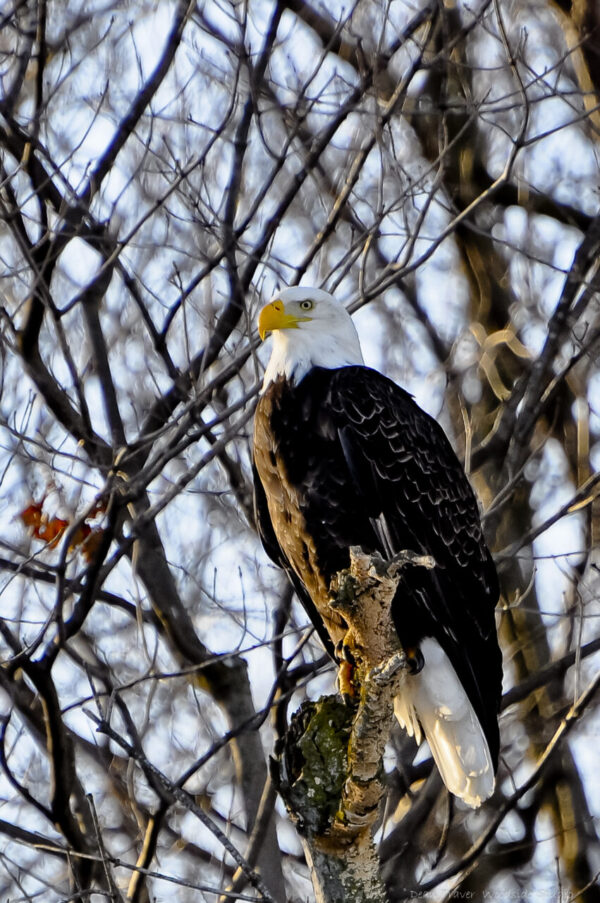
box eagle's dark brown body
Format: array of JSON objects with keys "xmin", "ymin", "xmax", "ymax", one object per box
[{"xmin": 253, "ymin": 364, "xmax": 502, "ymax": 769}]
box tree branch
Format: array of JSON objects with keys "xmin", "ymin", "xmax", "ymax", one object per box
[{"xmin": 275, "ymin": 547, "xmax": 434, "ymax": 903}]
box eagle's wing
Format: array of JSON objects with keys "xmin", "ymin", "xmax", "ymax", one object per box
[
  {"xmin": 324, "ymin": 366, "xmax": 502, "ymax": 762},
  {"xmin": 252, "ymin": 461, "xmax": 336, "ymax": 656},
  {"xmin": 326, "ymin": 368, "xmax": 497, "ymax": 611},
  {"xmin": 327, "ymin": 368, "xmax": 497, "ymax": 603}
]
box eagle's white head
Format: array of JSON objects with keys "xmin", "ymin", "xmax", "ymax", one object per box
[{"xmin": 258, "ymin": 287, "xmax": 364, "ymax": 389}]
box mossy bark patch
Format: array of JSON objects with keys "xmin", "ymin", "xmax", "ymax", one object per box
[{"xmin": 278, "ymin": 696, "xmax": 352, "ymax": 837}]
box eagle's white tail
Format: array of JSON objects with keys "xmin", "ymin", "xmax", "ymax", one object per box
[{"xmin": 394, "ymin": 637, "xmax": 494, "ymax": 808}]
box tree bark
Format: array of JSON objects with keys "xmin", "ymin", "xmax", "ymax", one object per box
[{"xmin": 274, "ymin": 548, "xmax": 434, "ymax": 902}]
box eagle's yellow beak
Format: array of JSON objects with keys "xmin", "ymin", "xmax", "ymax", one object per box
[{"xmin": 258, "ymin": 300, "xmax": 310, "ymax": 340}]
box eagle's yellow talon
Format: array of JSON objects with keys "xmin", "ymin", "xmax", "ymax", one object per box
[{"xmin": 338, "ymin": 660, "xmax": 356, "ymax": 700}]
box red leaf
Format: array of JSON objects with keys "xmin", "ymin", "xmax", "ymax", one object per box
[
  {"xmin": 37, "ymin": 517, "xmax": 68, "ymax": 547},
  {"xmin": 19, "ymin": 502, "xmax": 44, "ymax": 530}
]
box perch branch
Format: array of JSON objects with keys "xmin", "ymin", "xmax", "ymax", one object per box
[{"xmin": 275, "ymin": 547, "xmax": 435, "ymax": 903}]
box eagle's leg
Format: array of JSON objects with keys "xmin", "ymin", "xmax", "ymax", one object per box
[{"xmin": 335, "ymin": 640, "xmax": 358, "ymax": 702}]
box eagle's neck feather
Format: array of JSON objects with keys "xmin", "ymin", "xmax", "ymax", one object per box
[{"xmin": 262, "ymin": 328, "xmax": 364, "ymax": 390}]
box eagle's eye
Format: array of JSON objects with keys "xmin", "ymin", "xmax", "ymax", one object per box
[{"xmin": 299, "ymin": 300, "xmax": 313, "ymax": 311}]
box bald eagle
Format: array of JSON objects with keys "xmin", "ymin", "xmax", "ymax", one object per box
[{"xmin": 253, "ymin": 287, "xmax": 502, "ymax": 807}]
